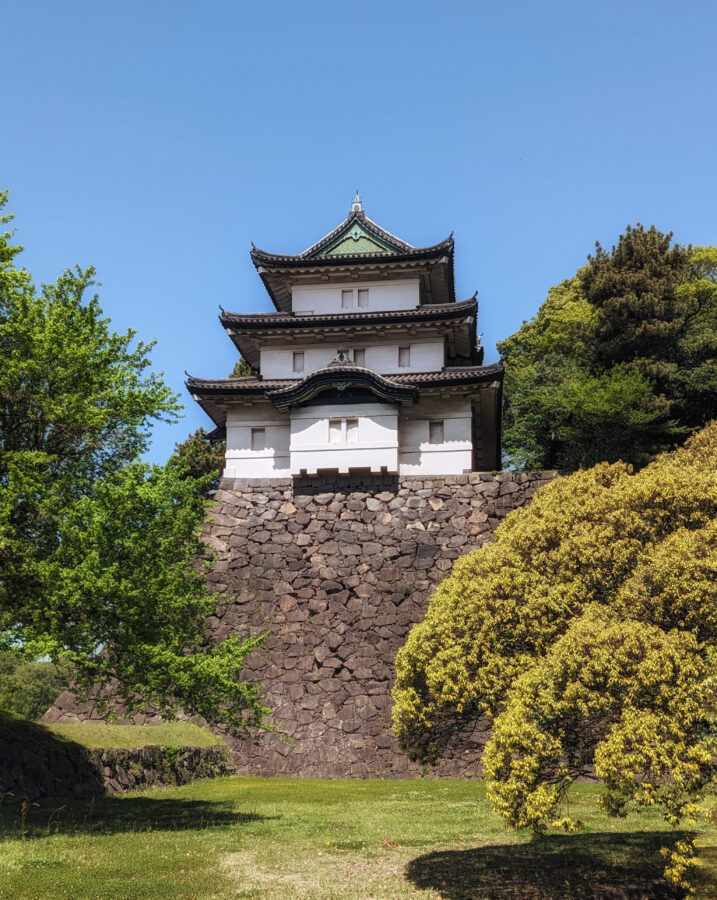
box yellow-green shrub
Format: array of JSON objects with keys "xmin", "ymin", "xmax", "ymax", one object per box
[{"xmin": 392, "ymin": 422, "xmax": 717, "ymax": 891}]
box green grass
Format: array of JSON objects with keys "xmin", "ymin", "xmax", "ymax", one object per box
[
  {"xmin": 44, "ymin": 721, "xmax": 224, "ymax": 750},
  {"xmin": 1, "ymin": 777, "xmax": 716, "ymax": 899}
]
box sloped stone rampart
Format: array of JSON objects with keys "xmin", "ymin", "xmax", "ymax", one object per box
[
  {"xmin": 204, "ymin": 471, "xmax": 556, "ymax": 778},
  {"xmin": 0, "ymin": 725, "xmax": 231, "ymax": 803}
]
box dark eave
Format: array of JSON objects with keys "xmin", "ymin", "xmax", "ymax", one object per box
[
  {"xmin": 390, "ymin": 362, "xmax": 503, "ymax": 385},
  {"xmin": 220, "ymin": 299, "xmax": 479, "ymax": 369},
  {"xmin": 250, "ymin": 236, "xmax": 455, "ymax": 312},
  {"xmin": 186, "ymin": 362, "xmax": 503, "ymax": 425},
  {"xmin": 220, "ymin": 298, "xmax": 475, "ymax": 330},
  {"xmin": 267, "ymin": 365, "xmax": 419, "ymax": 411},
  {"xmin": 251, "ymin": 234, "xmax": 454, "ymax": 267}
]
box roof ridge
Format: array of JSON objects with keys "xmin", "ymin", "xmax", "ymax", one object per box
[{"xmin": 298, "ymin": 209, "xmax": 413, "ymax": 259}]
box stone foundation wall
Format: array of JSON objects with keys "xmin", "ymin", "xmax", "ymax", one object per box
[
  {"xmin": 46, "ymin": 471, "xmax": 556, "ymax": 778},
  {"xmin": 0, "ymin": 722, "xmax": 231, "ymax": 803},
  {"xmin": 203, "ymin": 471, "xmax": 556, "ymax": 778}
]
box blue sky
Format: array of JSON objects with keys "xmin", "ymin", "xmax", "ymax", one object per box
[{"xmin": 4, "ymin": 0, "xmax": 716, "ymax": 462}]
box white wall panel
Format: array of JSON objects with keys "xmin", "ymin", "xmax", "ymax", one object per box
[
  {"xmin": 399, "ymin": 396, "xmax": 473, "ymax": 475},
  {"xmin": 290, "ymin": 402, "xmax": 398, "ymax": 474},
  {"xmin": 292, "ymin": 280, "xmax": 419, "ymax": 315},
  {"xmin": 260, "ymin": 340, "xmax": 444, "ymax": 378},
  {"xmin": 224, "ymin": 404, "xmax": 291, "ymax": 478}
]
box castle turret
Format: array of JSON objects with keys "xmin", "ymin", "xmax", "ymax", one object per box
[{"xmin": 187, "ymin": 199, "xmax": 502, "ymax": 478}]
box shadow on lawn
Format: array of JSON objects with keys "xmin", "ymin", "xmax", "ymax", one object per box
[
  {"xmin": 406, "ymin": 831, "xmax": 694, "ymax": 899},
  {"xmin": 0, "ymin": 795, "xmax": 274, "ymax": 839}
]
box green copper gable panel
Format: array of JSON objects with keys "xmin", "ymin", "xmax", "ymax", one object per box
[
  {"xmin": 326, "ymin": 235, "xmax": 393, "ymax": 256},
  {"xmin": 312, "ymin": 221, "xmax": 399, "ymax": 258}
]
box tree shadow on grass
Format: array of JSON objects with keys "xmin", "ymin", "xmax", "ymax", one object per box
[
  {"xmin": 406, "ymin": 831, "xmax": 694, "ymax": 899},
  {"xmin": 0, "ymin": 795, "xmax": 276, "ymax": 840}
]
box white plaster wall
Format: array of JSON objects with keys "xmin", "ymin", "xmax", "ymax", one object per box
[
  {"xmin": 399, "ymin": 396, "xmax": 473, "ymax": 475},
  {"xmin": 290, "ymin": 402, "xmax": 398, "ymax": 475},
  {"xmin": 221, "ymin": 395, "xmax": 475, "ymax": 479},
  {"xmin": 260, "ymin": 340, "xmax": 444, "ymax": 378},
  {"xmin": 291, "ymin": 280, "xmax": 419, "ymax": 315},
  {"xmin": 224, "ymin": 403, "xmax": 291, "ymax": 478}
]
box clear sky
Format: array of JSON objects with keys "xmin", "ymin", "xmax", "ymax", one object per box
[{"xmin": 3, "ymin": 0, "xmax": 716, "ymax": 462}]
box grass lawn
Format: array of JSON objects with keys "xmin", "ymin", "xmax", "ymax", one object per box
[
  {"xmin": 1, "ymin": 777, "xmax": 716, "ymax": 899},
  {"xmin": 44, "ymin": 721, "xmax": 225, "ymax": 750},
  {"xmin": 1, "ymin": 711, "xmax": 224, "ymax": 752}
]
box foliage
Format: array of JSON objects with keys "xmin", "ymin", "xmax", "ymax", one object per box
[
  {"xmin": 393, "ymin": 422, "xmax": 717, "ymax": 890},
  {"xmin": 168, "ymin": 427, "xmax": 226, "ymax": 497},
  {"xmin": 0, "ymin": 192, "xmax": 269, "ymax": 738},
  {"xmin": 169, "ymin": 355, "xmax": 255, "ymax": 497},
  {"xmin": 0, "ymin": 649, "xmax": 72, "ymax": 720},
  {"xmin": 229, "ymin": 355, "xmax": 256, "ymax": 378},
  {"xmin": 580, "ymin": 223, "xmax": 692, "ymax": 373},
  {"xmin": 499, "ymin": 226, "xmax": 716, "ymax": 470}
]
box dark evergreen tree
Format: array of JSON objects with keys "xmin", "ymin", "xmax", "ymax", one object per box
[
  {"xmin": 168, "ymin": 427, "xmax": 226, "ymax": 497},
  {"xmin": 500, "ymin": 226, "xmax": 716, "ymax": 471},
  {"xmin": 230, "ymin": 356, "xmax": 256, "ymax": 377},
  {"xmin": 580, "ymin": 224, "xmax": 692, "ymax": 379}
]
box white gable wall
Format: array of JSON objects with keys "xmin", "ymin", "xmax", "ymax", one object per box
[
  {"xmin": 290, "ymin": 402, "xmax": 398, "ymax": 475},
  {"xmin": 260, "ymin": 339, "xmax": 444, "ymax": 378},
  {"xmin": 292, "ymin": 279, "xmax": 419, "ymax": 315},
  {"xmin": 222, "ymin": 395, "xmax": 476, "ymax": 478}
]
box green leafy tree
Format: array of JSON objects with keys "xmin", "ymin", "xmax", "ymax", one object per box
[
  {"xmin": 392, "ymin": 422, "xmax": 717, "ymax": 891},
  {"xmin": 0, "ymin": 193, "xmax": 269, "ymax": 736},
  {"xmin": 499, "ymin": 226, "xmax": 716, "ymax": 470},
  {"xmin": 0, "ymin": 649, "xmax": 72, "ymax": 720},
  {"xmin": 171, "ymin": 355, "xmax": 255, "ymax": 496}
]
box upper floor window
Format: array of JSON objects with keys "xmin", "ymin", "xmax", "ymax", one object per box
[
  {"xmin": 353, "ymin": 348, "xmax": 366, "ymax": 367},
  {"xmin": 328, "ymin": 417, "xmax": 358, "ymax": 444},
  {"xmin": 429, "ymin": 420, "xmax": 444, "ymax": 444},
  {"xmin": 398, "ymin": 346, "xmax": 411, "ymax": 368},
  {"xmin": 251, "ymin": 427, "xmax": 266, "ymax": 451},
  {"xmin": 293, "ymin": 351, "xmax": 304, "ymax": 373},
  {"xmin": 340, "ymin": 288, "xmax": 369, "ymax": 310}
]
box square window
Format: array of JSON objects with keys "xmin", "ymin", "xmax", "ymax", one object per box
[
  {"xmin": 329, "ymin": 419, "xmax": 342, "ymax": 443},
  {"xmin": 429, "ymin": 421, "xmax": 444, "ymax": 444},
  {"xmin": 346, "ymin": 418, "xmax": 358, "ymax": 443},
  {"xmin": 251, "ymin": 427, "xmax": 266, "ymax": 451},
  {"xmin": 398, "ymin": 346, "xmax": 411, "ymax": 368},
  {"xmin": 357, "ymin": 289, "xmax": 369, "ymax": 308},
  {"xmin": 292, "ymin": 351, "xmax": 304, "ymax": 373},
  {"xmin": 353, "ymin": 348, "xmax": 366, "ymax": 367},
  {"xmin": 341, "ymin": 290, "xmax": 353, "ymax": 309}
]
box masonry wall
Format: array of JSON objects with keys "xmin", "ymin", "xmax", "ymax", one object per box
[
  {"xmin": 204, "ymin": 470, "xmax": 556, "ymax": 778},
  {"xmin": 0, "ymin": 718, "xmax": 231, "ymax": 803}
]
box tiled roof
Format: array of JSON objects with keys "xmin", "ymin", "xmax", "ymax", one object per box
[
  {"xmin": 220, "ymin": 298, "xmax": 477, "ymax": 330},
  {"xmin": 186, "ymin": 362, "xmax": 503, "ymax": 397},
  {"xmin": 267, "ymin": 364, "xmax": 419, "ymax": 410},
  {"xmin": 392, "ymin": 363, "xmax": 503, "ymax": 383},
  {"xmin": 250, "ymin": 234, "xmax": 454, "ymax": 266},
  {"xmin": 249, "ymin": 202, "xmax": 449, "ymax": 265}
]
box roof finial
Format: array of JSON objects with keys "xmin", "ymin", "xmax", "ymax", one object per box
[{"xmin": 350, "ymin": 190, "xmax": 363, "ymax": 214}]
